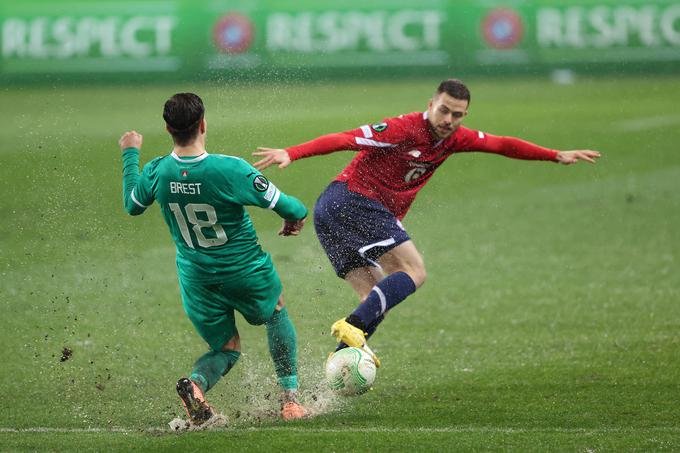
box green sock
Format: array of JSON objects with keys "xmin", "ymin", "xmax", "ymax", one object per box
[
  {"xmin": 265, "ymin": 307, "xmax": 298, "ymax": 391},
  {"xmin": 190, "ymin": 349, "xmax": 241, "ymax": 393}
]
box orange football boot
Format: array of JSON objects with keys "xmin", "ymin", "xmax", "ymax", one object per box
[
  {"xmin": 176, "ymin": 378, "xmax": 214, "ymax": 425},
  {"xmin": 281, "ymin": 401, "xmax": 307, "ymax": 420}
]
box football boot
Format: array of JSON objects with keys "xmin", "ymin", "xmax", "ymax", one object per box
[
  {"xmin": 176, "ymin": 378, "xmax": 214, "ymax": 425},
  {"xmin": 330, "ymin": 318, "xmax": 381, "ymax": 367},
  {"xmin": 281, "ymin": 390, "xmax": 307, "ymax": 420}
]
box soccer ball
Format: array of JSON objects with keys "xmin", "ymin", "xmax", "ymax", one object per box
[{"xmin": 325, "ymin": 347, "xmax": 377, "ymax": 396}]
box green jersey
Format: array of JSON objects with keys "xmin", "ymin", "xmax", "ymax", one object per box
[{"xmin": 121, "ymin": 148, "xmax": 307, "ymax": 283}]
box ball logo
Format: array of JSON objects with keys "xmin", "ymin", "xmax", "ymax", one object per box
[
  {"xmin": 213, "ymin": 13, "xmax": 254, "ymax": 54},
  {"xmin": 482, "ymin": 8, "xmax": 524, "ymax": 49}
]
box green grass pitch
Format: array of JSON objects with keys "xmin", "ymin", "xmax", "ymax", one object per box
[{"xmin": 1, "ymin": 75, "xmax": 679, "ymax": 451}]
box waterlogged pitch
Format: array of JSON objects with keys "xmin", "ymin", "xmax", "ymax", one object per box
[{"xmin": 1, "ymin": 76, "xmax": 679, "ymax": 451}]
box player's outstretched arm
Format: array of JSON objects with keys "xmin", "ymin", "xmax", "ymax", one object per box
[
  {"xmin": 253, "ymin": 147, "xmax": 291, "ymax": 170},
  {"xmin": 253, "ymin": 131, "xmax": 362, "ymax": 170},
  {"xmin": 119, "ymin": 130, "xmax": 151, "ymax": 216},
  {"xmin": 465, "ymin": 132, "xmax": 602, "ymax": 165},
  {"xmin": 555, "ymin": 150, "xmax": 601, "ymax": 165}
]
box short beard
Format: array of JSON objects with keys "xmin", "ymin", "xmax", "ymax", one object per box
[{"xmin": 436, "ymin": 125, "xmax": 454, "ymax": 139}]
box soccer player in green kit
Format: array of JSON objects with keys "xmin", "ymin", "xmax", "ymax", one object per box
[{"xmin": 119, "ymin": 93, "xmax": 308, "ymax": 423}]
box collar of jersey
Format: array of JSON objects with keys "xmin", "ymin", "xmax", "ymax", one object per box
[{"xmin": 170, "ymin": 151, "xmax": 209, "ymax": 163}]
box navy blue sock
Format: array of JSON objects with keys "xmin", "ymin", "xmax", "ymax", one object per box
[
  {"xmin": 349, "ymin": 272, "xmax": 416, "ymax": 332},
  {"xmin": 364, "ymin": 314, "xmax": 385, "ymax": 338}
]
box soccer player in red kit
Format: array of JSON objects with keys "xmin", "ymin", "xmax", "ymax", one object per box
[{"xmin": 254, "ymin": 79, "xmax": 600, "ymax": 366}]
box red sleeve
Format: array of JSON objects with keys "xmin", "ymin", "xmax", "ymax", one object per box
[
  {"xmin": 457, "ymin": 128, "xmax": 559, "ymax": 161},
  {"xmin": 286, "ymin": 132, "xmax": 361, "ymax": 161},
  {"xmin": 286, "ymin": 115, "xmax": 413, "ymax": 161}
]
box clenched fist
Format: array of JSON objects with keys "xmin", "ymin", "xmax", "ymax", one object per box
[{"xmin": 119, "ymin": 131, "xmax": 143, "ymax": 151}]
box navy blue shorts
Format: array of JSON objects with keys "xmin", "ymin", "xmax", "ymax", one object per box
[{"xmin": 313, "ymin": 182, "xmax": 411, "ymax": 278}]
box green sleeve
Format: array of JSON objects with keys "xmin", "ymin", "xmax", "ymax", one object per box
[
  {"xmin": 121, "ymin": 147, "xmax": 154, "ymax": 216},
  {"xmin": 272, "ymin": 191, "xmax": 308, "ymax": 222},
  {"xmin": 228, "ymin": 158, "xmax": 307, "ymax": 221}
]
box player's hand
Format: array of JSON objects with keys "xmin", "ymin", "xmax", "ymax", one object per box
[
  {"xmin": 556, "ymin": 150, "xmax": 601, "ymax": 165},
  {"xmin": 253, "ymin": 147, "xmax": 291, "ymax": 170},
  {"xmin": 279, "ymin": 218, "xmax": 305, "ymax": 236},
  {"xmin": 119, "ymin": 131, "xmax": 143, "ymax": 151}
]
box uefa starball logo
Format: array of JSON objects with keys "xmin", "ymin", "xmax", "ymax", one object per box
[
  {"xmin": 213, "ymin": 13, "xmax": 254, "ymax": 53},
  {"xmin": 482, "ymin": 8, "xmax": 524, "ymax": 49}
]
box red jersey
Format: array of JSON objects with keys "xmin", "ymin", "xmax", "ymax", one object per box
[{"xmin": 286, "ymin": 111, "xmax": 559, "ymax": 220}]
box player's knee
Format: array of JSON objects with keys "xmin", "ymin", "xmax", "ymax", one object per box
[
  {"xmin": 383, "ymin": 247, "xmax": 426, "ymax": 288},
  {"xmin": 275, "ymin": 294, "xmax": 285, "ymax": 311},
  {"xmin": 406, "ymin": 262, "xmax": 427, "ymax": 288},
  {"xmin": 401, "ymin": 256, "xmax": 427, "ymax": 288},
  {"xmin": 221, "ymin": 333, "xmax": 241, "ymax": 352}
]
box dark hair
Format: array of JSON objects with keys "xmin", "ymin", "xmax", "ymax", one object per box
[
  {"xmin": 163, "ymin": 93, "xmax": 205, "ymax": 146},
  {"xmin": 436, "ymin": 79, "xmax": 471, "ymax": 105}
]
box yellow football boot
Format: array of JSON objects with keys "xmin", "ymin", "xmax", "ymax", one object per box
[{"xmin": 330, "ymin": 319, "xmax": 381, "ymax": 367}]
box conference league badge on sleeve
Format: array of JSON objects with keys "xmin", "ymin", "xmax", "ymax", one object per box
[
  {"xmin": 246, "ymin": 170, "xmax": 278, "ymax": 206},
  {"xmin": 371, "ymin": 122, "xmax": 388, "ymax": 132},
  {"xmin": 251, "ymin": 174, "xmax": 278, "ymax": 203},
  {"xmin": 253, "ymin": 174, "xmax": 269, "ymax": 192}
]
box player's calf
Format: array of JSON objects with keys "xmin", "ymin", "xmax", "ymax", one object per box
[
  {"xmin": 379, "ymin": 241, "xmax": 427, "ymax": 288},
  {"xmin": 265, "ymin": 307, "xmax": 309, "ymax": 418},
  {"xmin": 350, "ymin": 271, "xmax": 416, "ymax": 334},
  {"xmin": 405, "ymin": 265, "xmax": 427, "ymax": 289}
]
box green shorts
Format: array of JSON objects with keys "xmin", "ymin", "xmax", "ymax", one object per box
[{"xmin": 178, "ymin": 263, "xmax": 282, "ymax": 351}]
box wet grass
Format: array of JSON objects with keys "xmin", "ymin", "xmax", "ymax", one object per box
[{"xmin": 1, "ymin": 75, "xmax": 679, "ymax": 451}]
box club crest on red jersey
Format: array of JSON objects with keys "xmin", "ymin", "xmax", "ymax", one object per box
[{"xmin": 372, "ymin": 122, "xmax": 387, "ymax": 132}]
